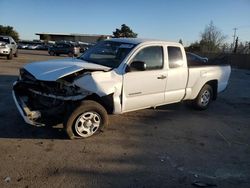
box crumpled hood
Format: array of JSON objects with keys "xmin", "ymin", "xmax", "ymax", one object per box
[{"xmin": 24, "ymin": 58, "xmax": 111, "ymax": 81}]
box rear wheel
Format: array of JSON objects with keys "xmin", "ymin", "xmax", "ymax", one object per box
[
  {"xmin": 7, "ymin": 50, "xmax": 13, "ymax": 60},
  {"xmin": 68, "ymin": 52, "xmax": 73, "ymax": 57},
  {"xmin": 193, "ymin": 84, "xmax": 213, "ymax": 110},
  {"xmin": 49, "ymin": 51, "xmax": 55, "ymax": 56},
  {"xmin": 64, "ymin": 100, "xmax": 108, "ymax": 139}
]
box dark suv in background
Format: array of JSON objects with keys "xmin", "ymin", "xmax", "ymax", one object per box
[{"xmin": 48, "ymin": 42, "xmax": 80, "ymax": 57}]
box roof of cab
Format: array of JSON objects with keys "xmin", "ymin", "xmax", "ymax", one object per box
[
  {"xmin": 107, "ymin": 38, "xmax": 181, "ymax": 46},
  {"xmin": 0, "ymin": 35, "xmax": 10, "ymax": 38}
]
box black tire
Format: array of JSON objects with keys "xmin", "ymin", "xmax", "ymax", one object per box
[
  {"xmin": 68, "ymin": 52, "xmax": 73, "ymax": 57},
  {"xmin": 64, "ymin": 100, "xmax": 108, "ymax": 139},
  {"xmin": 193, "ymin": 84, "xmax": 213, "ymax": 110},
  {"xmin": 14, "ymin": 49, "xmax": 18, "ymax": 57},
  {"xmin": 49, "ymin": 51, "xmax": 55, "ymax": 56},
  {"xmin": 7, "ymin": 50, "xmax": 13, "ymax": 60}
]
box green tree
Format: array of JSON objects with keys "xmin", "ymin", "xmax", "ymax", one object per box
[
  {"xmin": 0, "ymin": 25, "xmax": 19, "ymax": 42},
  {"xmin": 113, "ymin": 24, "xmax": 137, "ymax": 38},
  {"xmin": 41, "ymin": 34, "xmax": 51, "ymax": 43},
  {"xmin": 178, "ymin": 39, "xmax": 183, "ymax": 45},
  {"xmin": 235, "ymin": 41, "xmax": 250, "ymax": 54},
  {"xmin": 97, "ymin": 35, "xmax": 107, "ymax": 42},
  {"xmin": 185, "ymin": 41, "xmax": 201, "ymax": 52}
]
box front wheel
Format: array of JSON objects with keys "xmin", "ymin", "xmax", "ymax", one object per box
[
  {"xmin": 49, "ymin": 51, "xmax": 55, "ymax": 56},
  {"xmin": 7, "ymin": 50, "xmax": 13, "ymax": 60},
  {"xmin": 64, "ymin": 100, "xmax": 108, "ymax": 139},
  {"xmin": 193, "ymin": 84, "xmax": 213, "ymax": 110}
]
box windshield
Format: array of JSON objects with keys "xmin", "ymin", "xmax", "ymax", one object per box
[
  {"xmin": 79, "ymin": 41, "xmax": 135, "ymax": 68},
  {"xmin": 0, "ymin": 37, "xmax": 10, "ymax": 43}
]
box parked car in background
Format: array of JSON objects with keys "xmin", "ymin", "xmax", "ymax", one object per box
[
  {"xmin": 37, "ymin": 44, "xmax": 49, "ymax": 50},
  {"xmin": 0, "ymin": 35, "xmax": 18, "ymax": 60},
  {"xmin": 79, "ymin": 44, "xmax": 89, "ymax": 53},
  {"xmin": 18, "ymin": 41, "xmax": 49, "ymax": 51},
  {"xmin": 186, "ymin": 52, "xmax": 208, "ymax": 65},
  {"xmin": 48, "ymin": 42, "xmax": 80, "ymax": 57},
  {"xmin": 27, "ymin": 44, "xmax": 39, "ymax": 50},
  {"xmin": 77, "ymin": 42, "xmax": 95, "ymax": 53},
  {"xmin": 18, "ymin": 43, "xmax": 29, "ymax": 49}
]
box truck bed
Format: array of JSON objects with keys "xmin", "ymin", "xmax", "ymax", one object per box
[
  {"xmin": 185, "ymin": 63, "xmax": 231, "ymax": 100},
  {"xmin": 187, "ymin": 57, "xmax": 229, "ymax": 67}
]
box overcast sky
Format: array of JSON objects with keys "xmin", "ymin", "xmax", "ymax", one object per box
[{"xmin": 0, "ymin": 0, "xmax": 249, "ymax": 45}]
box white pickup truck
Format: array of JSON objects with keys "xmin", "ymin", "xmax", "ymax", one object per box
[{"xmin": 13, "ymin": 38, "xmax": 231, "ymax": 139}]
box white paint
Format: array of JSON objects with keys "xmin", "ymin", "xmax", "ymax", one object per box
[
  {"xmin": 24, "ymin": 58, "xmax": 111, "ymax": 81},
  {"xmin": 74, "ymin": 70, "xmax": 123, "ymax": 113},
  {"xmin": 13, "ymin": 38, "xmax": 231, "ymax": 125},
  {"xmin": 122, "ymin": 69, "xmax": 167, "ymax": 112}
]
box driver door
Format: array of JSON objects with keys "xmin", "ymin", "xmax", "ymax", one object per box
[{"xmin": 122, "ymin": 46, "xmax": 167, "ymax": 112}]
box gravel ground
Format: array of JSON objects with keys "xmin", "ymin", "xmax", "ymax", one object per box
[{"xmin": 0, "ymin": 50, "xmax": 250, "ymax": 188}]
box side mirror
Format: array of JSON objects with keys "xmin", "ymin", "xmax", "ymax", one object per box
[
  {"xmin": 126, "ymin": 61, "xmax": 146, "ymax": 72},
  {"xmin": 11, "ymin": 42, "xmax": 15, "ymax": 45}
]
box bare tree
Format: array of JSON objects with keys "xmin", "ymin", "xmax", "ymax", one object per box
[{"xmin": 200, "ymin": 21, "xmax": 226, "ymax": 53}]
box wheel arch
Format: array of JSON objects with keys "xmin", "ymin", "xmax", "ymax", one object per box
[
  {"xmin": 205, "ymin": 80, "xmax": 218, "ymax": 100},
  {"xmin": 83, "ymin": 93, "xmax": 114, "ymax": 114},
  {"xmin": 64, "ymin": 98, "xmax": 109, "ymax": 139}
]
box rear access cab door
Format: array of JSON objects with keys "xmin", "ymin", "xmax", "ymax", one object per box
[{"xmin": 164, "ymin": 45, "xmax": 188, "ymax": 103}]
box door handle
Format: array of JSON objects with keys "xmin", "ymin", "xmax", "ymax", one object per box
[{"xmin": 157, "ymin": 75, "xmax": 167, "ymax": 79}]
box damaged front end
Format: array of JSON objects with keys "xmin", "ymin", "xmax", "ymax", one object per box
[{"xmin": 13, "ymin": 68, "xmax": 90, "ymax": 126}]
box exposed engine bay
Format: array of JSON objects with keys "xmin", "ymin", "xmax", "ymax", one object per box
[
  {"xmin": 13, "ymin": 69, "xmax": 88, "ymax": 125},
  {"xmin": 12, "ymin": 40, "xmax": 136, "ymax": 128}
]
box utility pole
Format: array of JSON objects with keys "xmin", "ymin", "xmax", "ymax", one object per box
[
  {"xmin": 232, "ymin": 27, "xmax": 238, "ymax": 50},
  {"xmin": 233, "ymin": 37, "xmax": 239, "ymax": 53}
]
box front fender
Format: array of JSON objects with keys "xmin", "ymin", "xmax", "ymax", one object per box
[{"xmin": 74, "ymin": 71, "xmax": 123, "ymax": 114}]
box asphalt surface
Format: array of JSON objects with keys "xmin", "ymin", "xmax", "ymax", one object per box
[{"xmin": 0, "ymin": 50, "xmax": 250, "ymax": 188}]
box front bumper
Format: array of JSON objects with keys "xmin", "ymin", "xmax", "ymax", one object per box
[
  {"xmin": 12, "ymin": 81, "xmax": 45, "ymax": 127},
  {"xmin": 0, "ymin": 47, "xmax": 10, "ymax": 55}
]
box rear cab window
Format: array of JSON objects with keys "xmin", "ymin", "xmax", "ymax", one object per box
[{"xmin": 167, "ymin": 46, "xmax": 183, "ymax": 68}]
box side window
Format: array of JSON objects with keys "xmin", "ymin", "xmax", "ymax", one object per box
[
  {"xmin": 167, "ymin": 46, "xmax": 183, "ymax": 68},
  {"xmin": 132, "ymin": 46, "xmax": 163, "ymax": 70}
]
